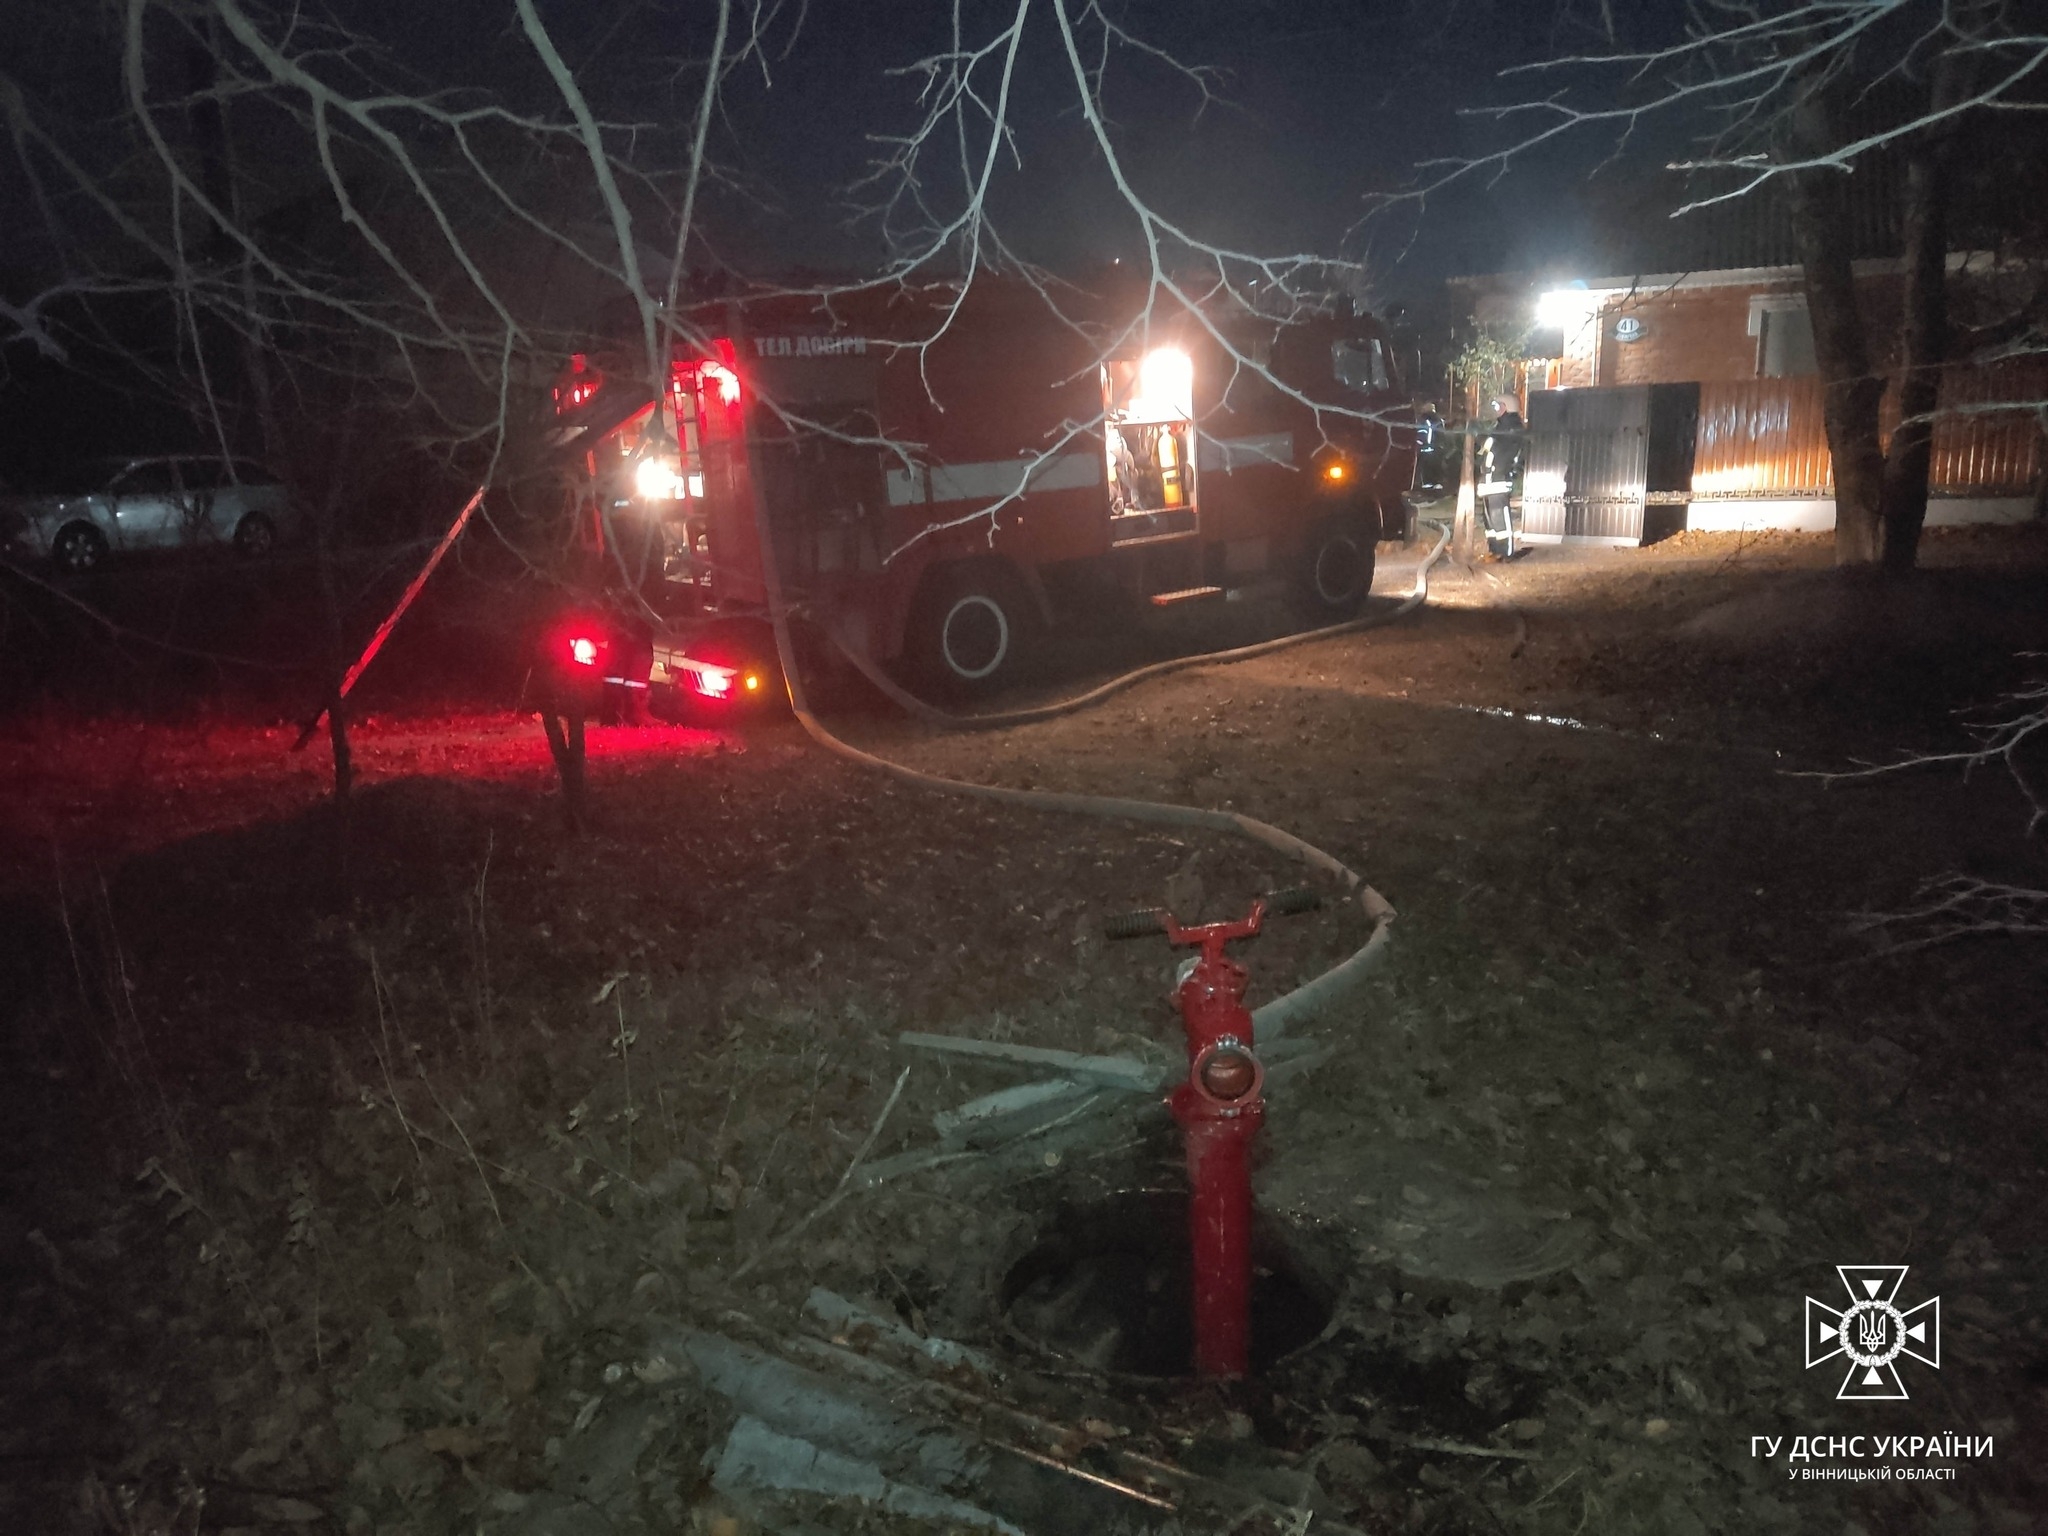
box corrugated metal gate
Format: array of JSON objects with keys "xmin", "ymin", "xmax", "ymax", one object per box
[
  {"xmin": 1521, "ymin": 384, "xmax": 1702, "ymax": 545},
  {"xmin": 1521, "ymin": 386, "xmax": 1649, "ymax": 543}
]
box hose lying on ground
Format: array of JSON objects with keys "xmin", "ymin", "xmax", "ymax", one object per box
[{"xmin": 754, "ymin": 507, "xmax": 1454, "ymax": 1061}]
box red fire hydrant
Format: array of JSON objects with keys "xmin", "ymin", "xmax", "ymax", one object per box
[{"xmin": 1107, "ymin": 889, "xmax": 1318, "ymax": 1379}]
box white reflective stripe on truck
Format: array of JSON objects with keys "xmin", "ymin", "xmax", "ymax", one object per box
[
  {"xmin": 885, "ymin": 451, "xmax": 1102, "ymax": 507},
  {"xmin": 1196, "ymin": 432, "xmax": 1294, "ymax": 472}
]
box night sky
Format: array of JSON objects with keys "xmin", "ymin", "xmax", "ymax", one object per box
[
  {"xmin": 687, "ymin": 0, "xmax": 1637, "ymax": 290},
  {"xmin": 0, "ymin": 0, "xmax": 1694, "ymax": 477},
  {"xmin": 0, "ymin": 0, "xmax": 1702, "ymax": 383}
]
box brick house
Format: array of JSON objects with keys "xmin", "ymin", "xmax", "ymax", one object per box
[{"xmin": 1448, "ymin": 204, "xmax": 2045, "ymax": 542}]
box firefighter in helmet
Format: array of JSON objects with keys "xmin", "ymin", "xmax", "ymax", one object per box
[
  {"xmin": 1477, "ymin": 395, "xmax": 1523, "ymax": 550},
  {"xmin": 1415, "ymin": 401, "xmax": 1447, "ymax": 494}
]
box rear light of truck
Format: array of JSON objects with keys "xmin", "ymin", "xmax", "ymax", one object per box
[
  {"xmin": 569, "ymin": 635, "xmax": 600, "ymax": 667},
  {"xmin": 671, "ymin": 656, "xmax": 737, "ymax": 699},
  {"xmin": 672, "ymin": 658, "xmax": 764, "ymax": 701}
]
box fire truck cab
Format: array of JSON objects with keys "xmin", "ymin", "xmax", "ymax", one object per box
[{"xmin": 544, "ymin": 278, "xmax": 1415, "ymax": 708}]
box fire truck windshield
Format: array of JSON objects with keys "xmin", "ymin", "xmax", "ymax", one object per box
[{"xmin": 1331, "ymin": 338, "xmax": 1393, "ymax": 394}]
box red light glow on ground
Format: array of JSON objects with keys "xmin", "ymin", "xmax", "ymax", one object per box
[{"xmin": 0, "ymin": 712, "xmax": 738, "ymax": 890}]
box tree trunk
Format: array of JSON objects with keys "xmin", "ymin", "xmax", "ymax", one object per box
[
  {"xmin": 1877, "ymin": 27, "xmax": 1984, "ymax": 573},
  {"xmin": 540, "ymin": 708, "xmax": 588, "ymax": 830},
  {"xmin": 1452, "ymin": 427, "xmax": 1479, "ymax": 564},
  {"xmin": 326, "ymin": 683, "xmax": 354, "ymax": 801},
  {"xmin": 1785, "ymin": 159, "xmax": 1887, "ymax": 566},
  {"xmin": 313, "ymin": 502, "xmax": 354, "ymax": 890},
  {"xmin": 2033, "ymin": 409, "xmax": 2048, "ymax": 524},
  {"xmin": 326, "ymin": 680, "xmax": 353, "ymax": 886},
  {"xmin": 1876, "ymin": 139, "xmax": 1950, "ymax": 573}
]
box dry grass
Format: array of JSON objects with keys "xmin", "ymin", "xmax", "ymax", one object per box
[{"xmin": 4, "ymin": 542, "xmax": 2046, "ymax": 1532}]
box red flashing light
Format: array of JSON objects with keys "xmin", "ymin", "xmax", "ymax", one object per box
[
  {"xmin": 569, "ymin": 636, "xmax": 599, "ymax": 667},
  {"xmin": 702, "ymin": 361, "xmax": 741, "ymax": 406},
  {"xmin": 553, "ymin": 354, "xmax": 601, "ymax": 415}
]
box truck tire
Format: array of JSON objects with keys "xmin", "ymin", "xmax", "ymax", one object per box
[
  {"xmin": 908, "ymin": 563, "xmax": 1038, "ymax": 698},
  {"xmin": 1288, "ymin": 511, "xmax": 1378, "ymax": 621}
]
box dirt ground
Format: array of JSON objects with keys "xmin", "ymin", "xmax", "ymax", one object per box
[{"xmin": 3, "ymin": 525, "xmax": 2047, "ymax": 1534}]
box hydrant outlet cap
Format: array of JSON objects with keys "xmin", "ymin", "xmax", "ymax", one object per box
[{"xmin": 1199, "ymin": 1047, "xmax": 1259, "ymax": 1102}]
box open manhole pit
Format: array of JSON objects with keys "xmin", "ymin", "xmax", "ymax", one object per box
[{"xmin": 1000, "ymin": 1189, "xmax": 1338, "ymax": 1378}]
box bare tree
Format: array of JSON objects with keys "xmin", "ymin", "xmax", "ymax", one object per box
[
  {"xmin": 2, "ymin": 0, "xmax": 1420, "ymax": 819},
  {"xmin": 1408, "ymin": 0, "xmax": 2048, "ymax": 570},
  {"xmin": 1, "ymin": 0, "xmax": 755, "ymax": 815},
  {"xmin": 1810, "ymin": 661, "xmax": 2048, "ymax": 948},
  {"xmin": 567, "ymin": 0, "xmax": 1406, "ymax": 567}
]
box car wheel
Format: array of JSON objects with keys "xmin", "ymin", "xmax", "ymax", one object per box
[
  {"xmin": 233, "ymin": 512, "xmax": 276, "ymax": 557},
  {"xmin": 1288, "ymin": 512, "xmax": 1378, "ymax": 621},
  {"xmin": 909, "ymin": 564, "xmax": 1039, "ymax": 698},
  {"xmin": 52, "ymin": 522, "xmax": 109, "ymax": 574}
]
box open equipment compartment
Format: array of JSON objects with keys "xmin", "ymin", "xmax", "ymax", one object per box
[{"xmin": 1103, "ymin": 344, "xmax": 1197, "ymax": 545}]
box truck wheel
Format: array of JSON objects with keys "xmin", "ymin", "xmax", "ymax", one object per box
[
  {"xmin": 910, "ymin": 565, "xmax": 1038, "ymax": 697},
  {"xmin": 53, "ymin": 522, "xmax": 108, "ymax": 574},
  {"xmin": 1289, "ymin": 512, "xmax": 1378, "ymax": 620}
]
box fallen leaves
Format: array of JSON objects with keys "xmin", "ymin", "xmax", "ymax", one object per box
[{"xmin": 492, "ymin": 1335, "xmax": 544, "ymax": 1400}]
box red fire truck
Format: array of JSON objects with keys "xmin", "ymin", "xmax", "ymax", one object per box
[{"xmin": 540, "ymin": 277, "xmax": 1416, "ymax": 712}]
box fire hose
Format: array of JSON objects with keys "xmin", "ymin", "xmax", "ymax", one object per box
[
  {"xmin": 822, "ymin": 520, "xmax": 1453, "ymax": 733},
  {"xmin": 755, "ymin": 511, "xmax": 1453, "ymax": 1042},
  {"xmin": 747, "ymin": 515, "xmax": 1450, "ymax": 1374}
]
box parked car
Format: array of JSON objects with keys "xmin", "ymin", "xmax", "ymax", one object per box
[{"xmin": 0, "ymin": 456, "xmax": 291, "ymax": 573}]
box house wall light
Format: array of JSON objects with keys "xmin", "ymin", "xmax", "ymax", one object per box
[{"xmin": 1535, "ymin": 285, "xmax": 1600, "ymax": 333}]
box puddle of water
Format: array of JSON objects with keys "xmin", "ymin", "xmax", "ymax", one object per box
[
  {"xmin": 1447, "ymin": 702, "xmax": 1668, "ymax": 742},
  {"xmin": 1000, "ymin": 1190, "xmax": 1335, "ymax": 1378}
]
